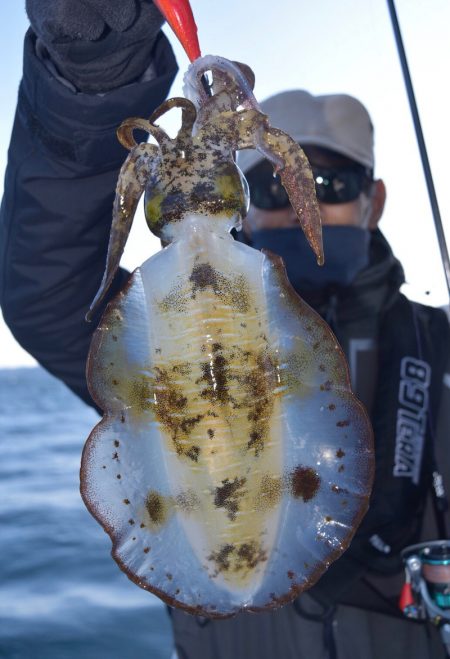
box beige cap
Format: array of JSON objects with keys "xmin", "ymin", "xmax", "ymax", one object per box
[{"xmin": 237, "ymin": 89, "xmax": 374, "ymax": 174}]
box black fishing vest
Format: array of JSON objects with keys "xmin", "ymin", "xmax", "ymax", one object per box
[{"xmin": 307, "ymin": 293, "xmax": 450, "ymax": 613}]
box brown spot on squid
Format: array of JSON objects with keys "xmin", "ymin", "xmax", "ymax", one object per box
[
  {"xmin": 145, "ymin": 490, "xmax": 169, "ymax": 527},
  {"xmin": 291, "ymin": 466, "xmax": 321, "ymax": 502}
]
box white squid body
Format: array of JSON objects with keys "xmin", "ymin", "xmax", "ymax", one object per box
[{"xmin": 82, "ymin": 213, "xmax": 373, "ymax": 617}]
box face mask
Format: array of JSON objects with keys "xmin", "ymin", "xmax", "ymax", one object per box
[{"xmin": 251, "ymin": 225, "xmax": 371, "ymax": 291}]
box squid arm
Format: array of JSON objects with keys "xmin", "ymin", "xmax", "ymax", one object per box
[
  {"xmin": 86, "ymin": 102, "xmax": 199, "ymax": 322},
  {"xmin": 86, "ymin": 128, "xmax": 161, "ymax": 322},
  {"xmin": 258, "ymin": 125, "xmax": 324, "ymax": 265},
  {"xmin": 149, "ymin": 97, "xmax": 197, "ymax": 145},
  {"xmin": 198, "ymin": 109, "xmax": 324, "ymax": 265}
]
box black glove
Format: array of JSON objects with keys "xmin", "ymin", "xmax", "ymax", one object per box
[{"xmin": 26, "ymin": 0, "xmax": 165, "ymax": 93}]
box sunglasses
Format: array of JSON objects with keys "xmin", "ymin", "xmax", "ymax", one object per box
[{"xmin": 246, "ymin": 162, "xmax": 372, "ymax": 209}]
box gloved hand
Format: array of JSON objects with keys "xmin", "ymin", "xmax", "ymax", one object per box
[{"xmin": 26, "ymin": 0, "xmax": 165, "ymax": 93}]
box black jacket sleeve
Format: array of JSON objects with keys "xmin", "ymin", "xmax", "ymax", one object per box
[{"xmin": 0, "ymin": 29, "xmax": 178, "ymax": 408}]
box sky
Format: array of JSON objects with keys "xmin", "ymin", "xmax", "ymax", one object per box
[{"xmin": 0, "ymin": 0, "xmax": 449, "ymax": 368}]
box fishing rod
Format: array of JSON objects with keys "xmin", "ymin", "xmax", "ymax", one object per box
[
  {"xmin": 387, "ymin": 0, "xmax": 450, "ymax": 301},
  {"xmin": 388, "ymin": 10, "xmax": 450, "ymax": 656}
]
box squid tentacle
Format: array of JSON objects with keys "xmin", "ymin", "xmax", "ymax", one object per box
[{"xmin": 184, "ymin": 55, "xmax": 260, "ymax": 113}]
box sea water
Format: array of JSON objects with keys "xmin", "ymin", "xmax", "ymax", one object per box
[{"xmin": 0, "ymin": 367, "xmax": 174, "ymax": 659}]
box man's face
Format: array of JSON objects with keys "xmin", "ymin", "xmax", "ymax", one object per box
[{"xmin": 243, "ymin": 146, "xmax": 383, "ymax": 235}]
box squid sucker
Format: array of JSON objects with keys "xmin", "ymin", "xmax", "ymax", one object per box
[{"xmin": 81, "ymin": 55, "xmax": 374, "ymax": 618}]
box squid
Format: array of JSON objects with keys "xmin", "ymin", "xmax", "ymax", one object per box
[{"xmin": 81, "ymin": 55, "xmax": 374, "ymax": 617}]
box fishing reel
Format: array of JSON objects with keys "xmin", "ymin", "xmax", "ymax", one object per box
[{"xmin": 400, "ymin": 540, "xmax": 450, "ymax": 656}]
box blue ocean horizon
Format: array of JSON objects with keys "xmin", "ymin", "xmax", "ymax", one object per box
[{"xmin": 0, "ymin": 366, "xmax": 174, "ymax": 659}]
